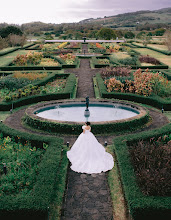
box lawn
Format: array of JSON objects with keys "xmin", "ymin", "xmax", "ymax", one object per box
[
  {"xmin": 0, "ymin": 50, "xmax": 32, "ymax": 67},
  {"xmin": 133, "ymin": 48, "xmax": 171, "ymax": 67},
  {"xmin": 148, "ymin": 44, "xmax": 168, "ymax": 51},
  {"xmin": 110, "ymin": 52, "xmax": 130, "ymax": 60}
]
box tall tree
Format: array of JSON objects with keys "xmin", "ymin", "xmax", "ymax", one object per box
[
  {"xmin": 0, "ymin": 26, "xmax": 23, "ymax": 38},
  {"xmin": 97, "ymin": 28, "xmax": 116, "ymax": 40}
]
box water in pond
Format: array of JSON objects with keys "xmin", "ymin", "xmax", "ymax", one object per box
[{"xmin": 35, "ymin": 103, "xmax": 139, "ymax": 122}]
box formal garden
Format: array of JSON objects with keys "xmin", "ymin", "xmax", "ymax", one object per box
[{"xmin": 0, "ymin": 39, "xmax": 170, "ymax": 220}]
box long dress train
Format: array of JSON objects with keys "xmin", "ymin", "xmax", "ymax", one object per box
[{"xmin": 67, "ymin": 126, "xmax": 114, "ymax": 174}]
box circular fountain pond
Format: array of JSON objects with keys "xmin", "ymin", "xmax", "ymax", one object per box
[
  {"xmin": 35, "ymin": 103, "xmax": 139, "ymax": 122},
  {"xmin": 24, "ymin": 99, "xmax": 148, "ymax": 134}
]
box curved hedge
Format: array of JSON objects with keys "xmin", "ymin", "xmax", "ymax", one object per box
[
  {"xmin": 23, "ymin": 103, "xmax": 149, "ymax": 135},
  {"xmin": 96, "ymin": 73, "xmax": 171, "ymax": 111},
  {"xmin": 112, "ymin": 123, "xmax": 171, "ymax": 220},
  {"xmin": 0, "ymin": 123, "xmax": 68, "ymax": 220}
]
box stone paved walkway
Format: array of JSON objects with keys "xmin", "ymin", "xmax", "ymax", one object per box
[
  {"xmin": 3, "ymin": 44, "xmax": 170, "ymax": 220},
  {"xmin": 61, "ymin": 170, "xmax": 113, "ymax": 220}
]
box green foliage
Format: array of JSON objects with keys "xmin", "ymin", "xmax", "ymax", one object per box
[
  {"xmin": 0, "ymin": 135, "xmax": 45, "ymax": 196},
  {"xmin": 113, "ymin": 123, "xmax": 171, "ymax": 220},
  {"xmin": 124, "ymin": 31, "xmax": 135, "ymax": 39},
  {"xmin": 0, "ymin": 123, "xmax": 67, "ymax": 220},
  {"xmin": 23, "ymin": 109, "xmax": 149, "ymax": 135},
  {"xmin": 0, "ymin": 75, "xmax": 32, "ymax": 90},
  {"xmin": 0, "ymin": 26, "xmax": 23, "ymax": 38},
  {"xmin": 96, "ymin": 73, "xmax": 171, "ymax": 110},
  {"xmin": 97, "ymin": 27, "xmax": 116, "ymax": 40}
]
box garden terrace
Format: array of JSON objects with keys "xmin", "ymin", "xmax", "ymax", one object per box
[{"xmin": 0, "ymin": 42, "xmax": 170, "ymax": 220}]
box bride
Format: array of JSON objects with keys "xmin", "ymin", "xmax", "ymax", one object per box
[{"xmin": 67, "ymin": 122, "xmax": 114, "ymax": 174}]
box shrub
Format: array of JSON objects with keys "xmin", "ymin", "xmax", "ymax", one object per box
[
  {"xmin": 0, "ymin": 75, "xmax": 32, "ymax": 90},
  {"xmin": 129, "ymin": 134, "xmax": 171, "ymax": 197},
  {"xmin": 104, "ymin": 69, "xmax": 170, "ymax": 97},
  {"xmin": 139, "ymin": 55, "xmax": 160, "ymax": 65},
  {"xmin": 118, "ymin": 57, "xmax": 139, "ymax": 66},
  {"xmin": 13, "ymin": 52, "xmax": 43, "ymax": 66},
  {"xmin": 113, "ymin": 124, "xmax": 171, "ymax": 220},
  {"xmin": 101, "ymin": 66, "xmax": 132, "ymax": 79}
]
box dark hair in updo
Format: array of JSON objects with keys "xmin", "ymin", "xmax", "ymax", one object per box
[{"xmin": 85, "ymin": 122, "xmax": 91, "ymax": 126}]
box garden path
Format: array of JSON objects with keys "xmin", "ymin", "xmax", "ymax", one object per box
[{"xmin": 3, "ymin": 44, "xmax": 170, "ymax": 220}]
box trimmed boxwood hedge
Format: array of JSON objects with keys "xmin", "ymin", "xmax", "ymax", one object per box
[
  {"xmin": 0, "ymin": 47, "xmax": 20, "ymax": 57},
  {"xmin": 0, "ymin": 73, "xmax": 76, "ymax": 111},
  {"xmin": 146, "ymin": 46, "xmax": 171, "ymax": 56},
  {"xmin": 0, "ymin": 66, "xmax": 62, "ymax": 71},
  {"xmin": 96, "ymin": 73, "xmax": 171, "ymax": 111},
  {"xmin": 23, "ymin": 108, "xmax": 149, "ymax": 135},
  {"xmin": 91, "ymin": 56, "xmax": 110, "ymax": 68},
  {"xmin": 0, "ymin": 123, "xmax": 67, "ymax": 220},
  {"xmin": 112, "ymin": 123, "xmax": 171, "ymax": 220},
  {"xmin": 50, "ymin": 55, "xmax": 79, "ymax": 68}
]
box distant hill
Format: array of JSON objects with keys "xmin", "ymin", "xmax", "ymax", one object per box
[{"xmin": 79, "ymin": 7, "xmax": 171, "ymax": 29}]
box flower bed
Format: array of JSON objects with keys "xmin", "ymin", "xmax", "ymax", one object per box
[
  {"xmin": 0, "ymin": 73, "xmax": 76, "ymax": 111},
  {"xmin": 0, "ymin": 123, "xmax": 67, "ymax": 220},
  {"xmin": 0, "ymin": 74, "xmax": 67, "ymax": 102},
  {"xmin": 113, "ymin": 124, "xmax": 171, "ymax": 220},
  {"xmin": 96, "ymin": 72, "xmax": 171, "ymax": 110},
  {"xmin": 104, "ymin": 68, "xmax": 170, "ymax": 98},
  {"xmin": 129, "ymin": 134, "xmax": 171, "ymax": 197},
  {"xmin": 0, "ymin": 135, "xmax": 46, "ymax": 197}
]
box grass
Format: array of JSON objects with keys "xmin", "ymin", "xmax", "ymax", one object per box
[
  {"xmin": 110, "ymin": 52, "xmax": 130, "ymax": 60},
  {"xmin": 0, "ymin": 50, "xmax": 31, "ymax": 66},
  {"xmin": 133, "ymin": 48, "xmax": 171, "ymax": 67},
  {"xmin": 107, "ymin": 146, "xmax": 128, "ymax": 220},
  {"xmin": 164, "ymin": 111, "xmax": 171, "ymax": 122},
  {"xmin": 93, "ymin": 77, "xmax": 100, "ymax": 99},
  {"xmin": 0, "ymin": 111, "xmax": 10, "ymax": 121},
  {"xmin": 148, "ymin": 44, "xmax": 168, "ymax": 51}
]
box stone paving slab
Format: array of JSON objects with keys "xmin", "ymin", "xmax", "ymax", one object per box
[{"xmin": 61, "ymin": 168, "xmax": 113, "ymax": 220}]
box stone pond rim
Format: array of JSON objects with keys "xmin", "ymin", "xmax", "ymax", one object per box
[{"xmin": 23, "ymin": 99, "xmax": 149, "ymax": 135}]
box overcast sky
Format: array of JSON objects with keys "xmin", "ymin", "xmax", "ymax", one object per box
[{"xmin": 0, "ymin": 0, "xmax": 171, "ymax": 25}]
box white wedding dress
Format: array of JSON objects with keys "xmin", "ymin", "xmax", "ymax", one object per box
[{"xmin": 67, "ymin": 125, "xmax": 114, "ymax": 174}]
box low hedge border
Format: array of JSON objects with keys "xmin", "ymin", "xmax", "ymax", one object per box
[
  {"xmin": 23, "ymin": 99, "xmax": 149, "ymax": 135},
  {"xmin": 112, "ymin": 123, "xmax": 171, "ymax": 220},
  {"xmin": 0, "ymin": 73, "xmax": 76, "ymax": 111},
  {"xmin": 0, "ymin": 65, "xmax": 62, "ymax": 71},
  {"xmin": 0, "ymin": 47, "xmax": 20, "ymax": 57},
  {"xmin": 146, "ymin": 46, "xmax": 171, "ymax": 56},
  {"xmin": 96, "ymin": 73, "xmax": 171, "ymax": 111},
  {"xmin": 0, "ymin": 123, "xmax": 67, "ymax": 220},
  {"xmin": 91, "ymin": 56, "xmax": 110, "ymax": 68},
  {"xmin": 50, "ymin": 55, "xmax": 79, "ymax": 69}
]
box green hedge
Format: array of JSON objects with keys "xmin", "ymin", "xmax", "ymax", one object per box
[
  {"xmin": 52, "ymin": 56, "xmax": 79, "ymax": 68},
  {"xmin": 0, "ymin": 66, "xmax": 62, "ymax": 71},
  {"xmin": 91, "ymin": 56, "xmax": 110, "ymax": 68},
  {"xmin": 0, "ymin": 73, "xmax": 76, "ymax": 111},
  {"xmin": 113, "ymin": 123, "xmax": 171, "ymax": 220},
  {"xmin": 63, "ymin": 73, "xmax": 77, "ymax": 98},
  {"xmin": 23, "ymin": 108, "xmax": 149, "ymax": 135},
  {"xmin": 96, "ymin": 73, "xmax": 171, "ymax": 111},
  {"xmin": 0, "ymin": 123, "xmax": 66, "ymax": 220},
  {"xmin": 0, "ymin": 47, "xmax": 20, "ymax": 57},
  {"xmin": 146, "ymin": 46, "xmax": 171, "ymax": 56}
]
